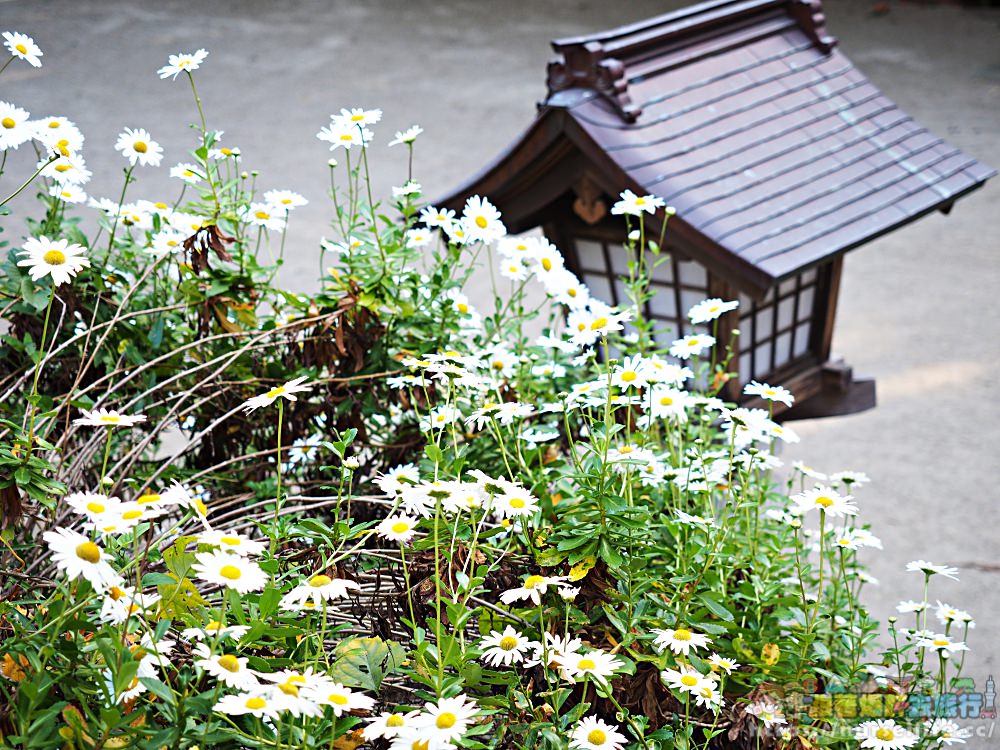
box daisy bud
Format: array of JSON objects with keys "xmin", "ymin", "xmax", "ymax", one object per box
[
  {"xmin": 888, "ymin": 616, "xmax": 898, "ymax": 624},
  {"xmin": 732, "ymin": 328, "xmax": 741, "ymax": 336},
  {"xmin": 344, "ymin": 456, "xmax": 361, "ymax": 469},
  {"xmin": 240, "ymin": 171, "xmax": 249, "ymax": 179},
  {"xmin": 665, "ymin": 206, "xmax": 677, "ymax": 215},
  {"xmin": 328, "ymin": 158, "xmax": 338, "ymax": 168},
  {"xmin": 251, "ymin": 170, "xmax": 259, "ymax": 177},
  {"xmin": 627, "ymin": 229, "xmax": 640, "ymax": 241}
]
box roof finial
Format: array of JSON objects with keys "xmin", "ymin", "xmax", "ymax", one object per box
[
  {"xmin": 790, "ymin": 0, "xmax": 837, "ymax": 53},
  {"xmin": 546, "ymin": 41, "xmax": 641, "ymax": 123}
]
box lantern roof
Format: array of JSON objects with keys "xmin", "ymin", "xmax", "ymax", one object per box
[{"xmin": 439, "ymin": 0, "xmax": 994, "ymax": 298}]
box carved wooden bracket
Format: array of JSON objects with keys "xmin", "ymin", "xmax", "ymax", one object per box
[
  {"xmin": 546, "ymin": 41, "xmax": 642, "ymax": 123},
  {"xmin": 572, "ymin": 174, "xmax": 607, "ymax": 225},
  {"xmin": 790, "ymin": 0, "xmax": 837, "ymax": 53}
]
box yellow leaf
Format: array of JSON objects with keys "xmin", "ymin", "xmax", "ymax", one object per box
[
  {"xmin": 761, "ymin": 643, "xmax": 780, "ymax": 666},
  {"xmin": 332, "ymin": 729, "xmax": 365, "ymax": 750},
  {"xmin": 1, "ymin": 653, "xmax": 28, "ymax": 682},
  {"xmin": 569, "ymin": 556, "xmax": 596, "ymax": 582}
]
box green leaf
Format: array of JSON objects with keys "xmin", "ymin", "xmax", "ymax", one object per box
[
  {"xmin": 698, "ymin": 593, "xmax": 735, "ymax": 622},
  {"xmin": 328, "ymin": 637, "xmax": 406, "ymax": 691}
]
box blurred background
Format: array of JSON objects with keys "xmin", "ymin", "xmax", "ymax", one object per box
[{"xmin": 2, "ymin": 0, "xmax": 998, "ymax": 741}]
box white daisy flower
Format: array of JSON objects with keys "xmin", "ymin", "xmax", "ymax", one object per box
[
  {"xmin": 0, "ymin": 101, "xmax": 34, "ymax": 152},
  {"xmin": 48, "ymin": 183, "xmax": 87, "ymax": 204},
  {"xmin": 239, "ymin": 202, "xmax": 286, "ymax": 232},
  {"xmin": 570, "ymin": 716, "xmax": 629, "ymax": 750},
  {"xmin": 280, "ymin": 574, "xmax": 359, "ymax": 611},
  {"xmin": 610, "ymin": 189, "xmax": 666, "ymax": 216},
  {"xmin": 214, "ymin": 690, "xmax": 281, "ymax": 718},
  {"xmin": 194, "ymin": 644, "xmax": 261, "ymax": 690},
  {"xmin": 264, "ymin": 189, "xmax": 308, "ymax": 211},
  {"xmin": 560, "ymin": 649, "xmax": 623, "ymax": 685},
  {"xmin": 192, "ymin": 550, "xmax": 267, "ymax": 593},
  {"xmin": 43, "ymin": 527, "xmax": 122, "ymax": 591},
  {"xmin": 170, "ymin": 162, "xmax": 204, "ymax": 184},
  {"xmin": 333, "ymin": 107, "xmax": 382, "ymax": 127},
  {"xmin": 73, "ymin": 407, "xmax": 146, "ymax": 428},
  {"xmin": 460, "ymin": 195, "xmax": 506, "ymax": 244},
  {"xmin": 196, "ymin": 529, "xmax": 266, "ymax": 557},
  {"xmin": 499, "ymin": 574, "xmax": 568, "ymax": 606},
  {"xmin": 364, "ymin": 710, "xmax": 422, "ymax": 741},
  {"xmin": 906, "ymin": 560, "xmax": 960, "ymax": 581},
  {"xmin": 662, "ymin": 666, "xmax": 715, "ymax": 696},
  {"xmin": 668, "ymin": 333, "xmax": 716, "ymax": 360},
  {"xmin": 652, "ymin": 626, "xmax": 712, "ymax": 656},
  {"xmin": 180, "ymin": 620, "xmax": 250, "ymax": 642},
  {"xmin": 688, "ymin": 297, "xmax": 739, "ymax": 324},
  {"xmin": 854, "ymin": 719, "xmax": 919, "ymax": 750},
  {"xmin": 17, "ymin": 236, "xmax": 89, "ymax": 286},
  {"xmin": 242, "ymin": 376, "xmax": 312, "ymax": 413},
  {"xmin": 790, "ymin": 487, "xmax": 858, "ymax": 518},
  {"xmin": 114, "ymin": 127, "xmax": 163, "ymax": 167},
  {"xmin": 388, "ymin": 125, "xmax": 423, "ymax": 147},
  {"xmin": 743, "ymin": 380, "xmax": 794, "ymax": 407},
  {"xmin": 410, "ymin": 694, "xmax": 478, "ymax": 745},
  {"xmin": 478, "ymin": 626, "xmax": 534, "ymax": 667},
  {"xmin": 376, "ymin": 514, "xmax": 419, "ymax": 543},
  {"xmin": 3, "ymin": 32, "xmax": 42, "ymax": 67},
  {"xmin": 305, "ymin": 682, "xmax": 376, "ymax": 716},
  {"xmin": 157, "ymin": 49, "xmax": 209, "ymax": 79}
]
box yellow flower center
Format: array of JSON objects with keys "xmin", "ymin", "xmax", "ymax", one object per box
[
  {"xmin": 509, "ymin": 498, "xmax": 526, "ymax": 509},
  {"xmin": 413, "ymin": 742, "xmax": 429, "ymax": 750},
  {"xmin": 75, "ymin": 541, "xmax": 101, "ymax": 563},
  {"xmin": 524, "ymin": 575, "xmax": 545, "ymax": 589},
  {"xmin": 499, "ymin": 636, "xmax": 519, "ymax": 651},
  {"xmin": 86, "ymin": 501, "xmax": 105, "ymax": 513},
  {"xmin": 635, "ymin": 197, "xmax": 647, "ymax": 205},
  {"xmin": 474, "ymin": 216, "xmax": 488, "ymax": 229},
  {"xmin": 194, "ymin": 499, "xmax": 208, "ymax": 517},
  {"xmin": 700, "ymin": 686, "xmax": 713, "ymax": 698},
  {"xmin": 217, "ymin": 654, "xmax": 240, "ymax": 672},
  {"xmin": 122, "ymin": 510, "xmax": 143, "ymax": 520},
  {"xmin": 266, "ymin": 385, "xmax": 285, "ymax": 399},
  {"xmin": 281, "ymin": 198, "xmax": 292, "ymax": 204},
  {"xmin": 933, "ymin": 639, "xmax": 949, "ymax": 647},
  {"xmin": 246, "ymin": 696, "xmax": 266, "ymax": 710},
  {"xmin": 133, "ymin": 141, "xmax": 148, "ymax": 153},
  {"xmin": 875, "ymin": 729, "xmax": 894, "ymax": 741},
  {"xmin": 588, "ymin": 729, "xmax": 607, "ymax": 745},
  {"xmin": 339, "ymin": 134, "xmax": 353, "ymax": 141},
  {"xmin": 205, "ymin": 621, "xmax": 222, "ymax": 631},
  {"xmin": 391, "ymin": 521, "xmax": 409, "ymax": 534},
  {"xmin": 436, "ymin": 712, "xmax": 457, "ymax": 729},
  {"xmin": 622, "ymin": 371, "xmax": 637, "ymax": 382},
  {"xmin": 457, "ymin": 303, "xmax": 469, "ymax": 314},
  {"xmin": 814, "ymin": 496, "xmax": 834, "ymax": 508},
  {"xmin": 99, "ymin": 415, "xmax": 121, "ymax": 424},
  {"xmin": 55, "ymin": 164, "xmax": 71, "ymax": 172},
  {"xmin": 109, "ymin": 586, "xmax": 125, "ymax": 601},
  {"xmin": 329, "ymin": 693, "xmax": 349, "ymax": 705},
  {"xmin": 220, "ymin": 536, "xmax": 241, "ymax": 546},
  {"xmin": 541, "ymin": 257, "xmax": 552, "ymax": 271},
  {"xmin": 254, "ymin": 210, "xmax": 270, "ymax": 220},
  {"xmin": 386, "ymin": 714, "xmax": 405, "ymax": 728},
  {"xmin": 577, "ymin": 658, "xmax": 596, "ymax": 671},
  {"xmin": 351, "ymin": 114, "xmax": 365, "ymax": 121},
  {"xmin": 43, "ymin": 249, "xmax": 67, "ymax": 265},
  {"xmin": 673, "ymin": 628, "xmax": 692, "ymax": 640},
  {"xmin": 660, "ymin": 396, "xmax": 673, "ymax": 406},
  {"xmin": 15, "ymin": 44, "xmax": 27, "ymax": 54},
  {"xmin": 219, "ymin": 565, "xmax": 242, "ymax": 580},
  {"xmin": 590, "ymin": 317, "xmax": 608, "ymax": 330},
  {"xmin": 278, "ymin": 681, "xmax": 299, "ymax": 696},
  {"xmin": 309, "ymin": 574, "xmax": 332, "ymax": 587},
  {"xmin": 681, "ymin": 675, "xmax": 699, "ymax": 686},
  {"xmin": 1, "ymin": 117, "xmax": 16, "ymax": 129},
  {"xmin": 221, "ymin": 148, "xmax": 234, "ymax": 155}
]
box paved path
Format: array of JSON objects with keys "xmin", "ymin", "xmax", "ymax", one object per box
[{"xmin": 2, "ymin": 1, "xmax": 998, "ymax": 743}]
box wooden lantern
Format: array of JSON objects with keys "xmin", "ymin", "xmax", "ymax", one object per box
[{"xmin": 438, "ymin": 0, "xmax": 994, "ymax": 419}]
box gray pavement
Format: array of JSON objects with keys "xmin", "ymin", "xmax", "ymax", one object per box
[{"xmin": 2, "ymin": 0, "xmax": 998, "ymax": 743}]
